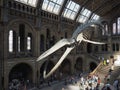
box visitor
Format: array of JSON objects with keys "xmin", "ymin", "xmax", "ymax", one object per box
[
  {"xmin": 110, "ymin": 64, "xmax": 114, "ymax": 71},
  {"xmin": 103, "ymin": 60, "xmax": 107, "ymax": 66},
  {"xmin": 113, "ymin": 79, "xmax": 119, "ymax": 90},
  {"xmin": 107, "ymin": 74, "xmax": 111, "ymax": 81},
  {"xmin": 106, "ymin": 59, "xmax": 110, "ymax": 65},
  {"xmin": 97, "ymin": 77, "xmax": 101, "ymax": 85}
]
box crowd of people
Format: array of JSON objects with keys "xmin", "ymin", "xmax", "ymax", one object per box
[
  {"xmin": 8, "ymin": 58, "xmax": 120, "ymax": 90},
  {"xmin": 8, "ymin": 73, "xmax": 120, "ymax": 90},
  {"xmin": 8, "ymin": 79, "xmax": 32, "ymax": 90},
  {"xmin": 64, "ymin": 73, "xmax": 120, "ymax": 90}
]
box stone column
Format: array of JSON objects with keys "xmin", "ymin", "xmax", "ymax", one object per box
[
  {"xmin": 0, "ymin": 26, "xmax": 4, "ymax": 90},
  {"xmin": 70, "ymin": 59, "xmax": 75, "ymax": 75},
  {"xmin": 32, "ymin": 62, "xmax": 37, "ymax": 86},
  {"xmin": 4, "ymin": 64, "xmax": 9, "ymax": 90},
  {"xmin": 15, "ymin": 32, "xmax": 19, "ymax": 57},
  {"xmin": 24, "ymin": 35, "xmax": 27, "ymax": 56},
  {"xmin": 4, "ymin": 29, "xmax": 9, "ymax": 90}
]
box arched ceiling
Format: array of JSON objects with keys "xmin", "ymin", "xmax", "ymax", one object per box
[
  {"xmin": 74, "ymin": 0, "xmax": 120, "ymax": 18},
  {"xmin": 14, "ymin": 0, "xmax": 120, "ymax": 20}
]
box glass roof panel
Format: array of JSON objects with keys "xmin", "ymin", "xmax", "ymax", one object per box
[
  {"xmin": 51, "ymin": 0, "xmax": 57, "ymax": 2},
  {"xmin": 47, "ymin": 2, "xmax": 55, "ymax": 12},
  {"xmin": 81, "ymin": 9, "xmax": 87, "ymax": 15},
  {"xmin": 70, "ymin": 12, "xmax": 76, "ymax": 20},
  {"xmin": 42, "ymin": 0, "xmax": 48, "ymax": 10},
  {"xmin": 56, "ymin": 0, "xmax": 64, "ymax": 5},
  {"xmin": 53, "ymin": 5, "xmax": 60, "ymax": 14},
  {"xmin": 42, "ymin": 0, "xmax": 64, "ymax": 15},
  {"xmin": 81, "ymin": 9, "xmax": 91, "ymax": 17},
  {"xmin": 78, "ymin": 16, "xmax": 88, "ymax": 23},
  {"xmin": 65, "ymin": 10, "xmax": 72, "ymax": 18},
  {"xmin": 74, "ymin": 4, "xmax": 80, "ymax": 12},
  {"xmin": 15, "ymin": 0, "xmax": 38, "ymax": 7},
  {"xmin": 69, "ymin": 2, "xmax": 75, "ymax": 10},
  {"xmin": 63, "ymin": 0, "xmax": 80, "ymax": 20},
  {"xmin": 77, "ymin": 8, "xmax": 91, "ymax": 23},
  {"xmin": 63, "ymin": 9, "xmax": 68, "ymax": 16},
  {"xmin": 28, "ymin": 0, "xmax": 33, "ymax": 4},
  {"xmin": 91, "ymin": 14, "xmax": 100, "ymax": 21},
  {"xmin": 67, "ymin": 1, "xmax": 72, "ymax": 8},
  {"xmin": 86, "ymin": 10, "xmax": 91, "ymax": 17}
]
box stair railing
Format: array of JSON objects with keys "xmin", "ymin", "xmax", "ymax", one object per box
[{"xmin": 90, "ymin": 61, "xmax": 103, "ymax": 75}]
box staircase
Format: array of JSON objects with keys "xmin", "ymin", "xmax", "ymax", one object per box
[
  {"xmin": 90, "ymin": 61, "xmax": 112, "ymax": 82},
  {"xmin": 90, "ymin": 61, "xmax": 120, "ymax": 84}
]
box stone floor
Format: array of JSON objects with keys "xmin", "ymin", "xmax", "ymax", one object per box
[{"xmin": 29, "ymin": 80, "xmax": 105, "ymax": 90}]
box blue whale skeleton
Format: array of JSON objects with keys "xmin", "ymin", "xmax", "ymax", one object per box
[{"xmin": 37, "ymin": 20, "xmax": 105, "ymax": 79}]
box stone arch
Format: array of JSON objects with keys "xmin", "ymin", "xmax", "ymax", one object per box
[
  {"xmin": 59, "ymin": 58, "xmax": 71, "ymax": 77},
  {"xmin": 40, "ymin": 60, "xmax": 55, "ymax": 79},
  {"xmin": 9, "ymin": 63, "xmax": 33, "ymax": 82},
  {"xmin": 7, "ymin": 19, "xmax": 35, "ymax": 32},
  {"xmin": 75, "ymin": 57, "xmax": 83, "ymax": 73},
  {"xmin": 41, "ymin": 25, "xmax": 52, "ymax": 31},
  {"xmin": 89, "ymin": 62, "xmax": 97, "ymax": 71},
  {"xmin": 6, "ymin": 19, "xmax": 36, "ymax": 46},
  {"xmin": 6, "ymin": 19, "xmax": 36, "ymax": 55}
]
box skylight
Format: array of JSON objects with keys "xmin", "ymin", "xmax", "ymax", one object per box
[
  {"xmin": 63, "ymin": 0, "xmax": 80, "ymax": 20},
  {"xmin": 42, "ymin": 0, "xmax": 64, "ymax": 14},
  {"xmin": 15, "ymin": 0, "xmax": 38, "ymax": 7},
  {"xmin": 77, "ymin": 8, "xmax": 91, "ymax": 23},
  {"xmin": 91, "ymin": 14, "xmax": 100, "ymax": 21}
]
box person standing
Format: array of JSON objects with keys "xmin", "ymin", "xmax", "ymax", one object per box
[
  {"xmin": 113, "ymin": 79, "xmax": 119, "ymax": 90},
  {"xmin": 106, "ymin": 59, "xmax": 110, "ymax": 65}
]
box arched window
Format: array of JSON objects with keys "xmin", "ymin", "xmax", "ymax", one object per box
[
  {"xmin": 87, "ymin": 43, "xmax": 92, "ymax": 53},
  {"xmin": 117, "ymin": 17, "xmax": 120, "ymax": 34},
  {"xmin": 102, "ymin": 26, "xmax": 105, "ymax": 35},
  {"xmin": 46, "ymin": 28, "xmax": 50, "ymax": 39},
  {"xmin": 113, "ymin": 23, "xmax": 117, "ymax": 35},
  {"xmin": 46, "ymin": 29, "xmax": 51, "ymax": 49},
  {"xmin": 116, "ymin": 43, "xmax": 119, "ymax": 51},
  {"xmin": 18, "ymin": 36, "xmax": 20, "ymax": 52},
  {"xmin": 9, "ymin": 30, "xmax": 13, "ymax": 52},
  {"xmin": 94, "ymin": 45, "xmax": 98, "ymax": 52},
  {"xmin": 18, "ymin": 24, "xmax": 25, "ymax": 52},
  {"xmin": 27, "ymin": 33, "xmax": 32, "ymax": 52},
  {"xmin": 50, "ymin": 36, "xmax": 55, "ymax": 47},
  {"xmin": 102, "ymin": 45, "xmax": 104, "ymax": 51},
  {"xmin": 9, "ymin": 30, "xmax": 16, "ymax": 52},
  {"xmin": 27, "ymin": 37, "xmax": 31, "ymax": 50},
  {"xmin": 40, "ymin": 35, "xmax": 45, "ymax": 52},
  {"xmin": 113, "ymin": 43, "xmax": 119, "ymax": 51},
  {"xmin": 105, "ymin": 44, "xmax": 108, "ymax": 51},
  {"xmin": 101, "ymin": 44, "xmax": 108, "ymax": 52},
  {"xmin": 75, "ymin": 57, "xmax": 83, "ymax": 72},
  {"xmin": 102, "ymin": 24, "xmax": 108, "ymax": 35},
  {"xmin": 112, "ymin": 43, "xmax": 115, "ymax": 51},
  {"xmin": 65, "ymin": 32, "xmax": 67, "ymax": 38},
  {"xmin": 105, "ymin": 24, "xmax": 108, "ymax": 35}
]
